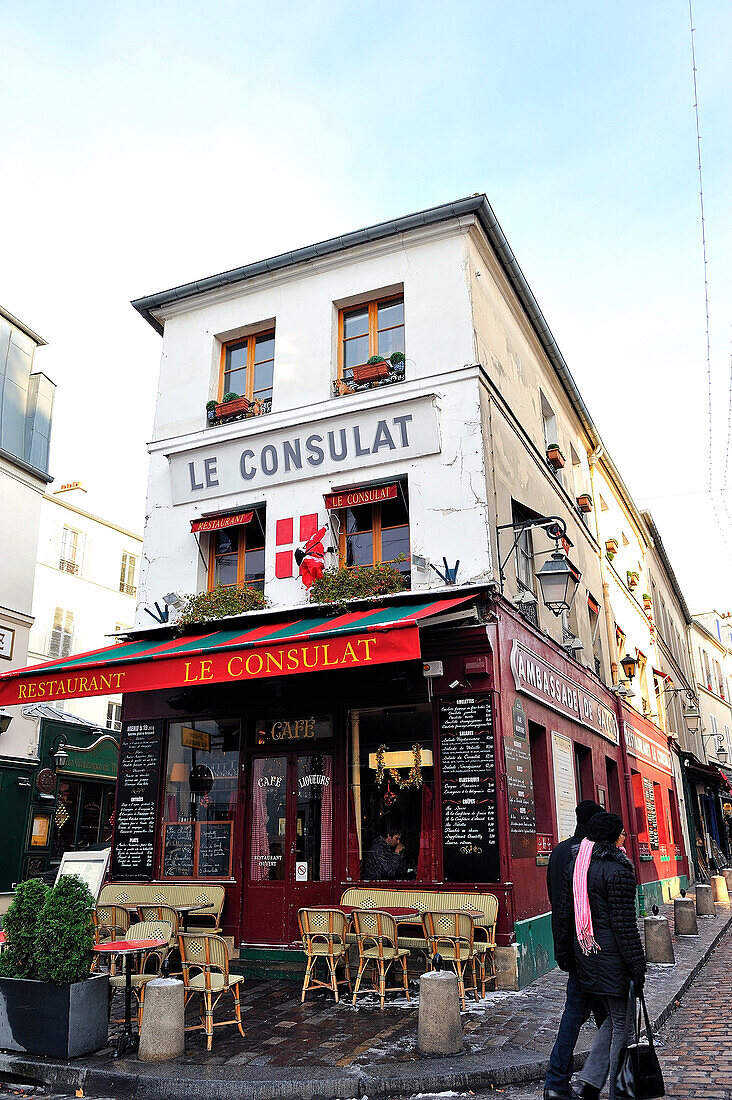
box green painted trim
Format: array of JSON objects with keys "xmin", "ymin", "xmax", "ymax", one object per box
[{"xmin": 514, "ymin": 911, "xmax": 555, "ymax": 988}]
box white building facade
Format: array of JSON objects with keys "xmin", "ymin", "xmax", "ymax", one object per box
[{"xmin": 28, "ymin": 482, "xmax": 142, "ymax": 730}]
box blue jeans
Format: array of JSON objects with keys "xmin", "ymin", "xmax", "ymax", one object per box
[{"xmin": 545, "ymin": 972, "xmax": 595, "ymax": 1094}]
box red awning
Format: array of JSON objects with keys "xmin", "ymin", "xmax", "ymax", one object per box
[
  {"xmin": 190, "ymin": 511, "xmax": 253, "ymax": 533},
  {"xmin": 0, "ymin": 596, "xmax": 474, "ymax": 705},
  {"xmin": 324, "ymin": 484, "xmax": 398, "ymax": 510}
]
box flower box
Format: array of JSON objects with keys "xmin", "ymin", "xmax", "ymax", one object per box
[
  {"xmin": 352, "ymin": 359, "xmax": 390, "ymax": 384},
  {"xmin": 605, "ymin": 538, "xmax": 619, "ymax": 553},
  {"xmin": 0, "ymin": 972, "xmax": 109, "ymax": 1057},
  {"xmin": 215, "ymin": 396, "xmax": 250, "ymax": 419},
  {"xmin": 546, "ymin": 445, "xmax": 565, "ymax": 470},
  {"xmin": 576, "ymin": 493, "xmax": 593, "ymax": 513},
  {"xmin": 627, "ymin": 571, "xmax": 639, "ymax": 589},
  {"xmin": 642, "ymin": 594, "xmax": 652, "ymax": 610}
]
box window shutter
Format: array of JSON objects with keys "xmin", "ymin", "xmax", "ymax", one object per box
[
  {"xmin": 60, "ymin": 610, "xmax": 74, "ymax": 658},
  {"xmin": 48, "ymin": 607, "xmax": 64, "ymax": 658}
]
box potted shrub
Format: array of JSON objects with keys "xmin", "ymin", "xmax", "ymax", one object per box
[
  {"xmin": 546, "ymin": 443, "xmax": 565, "ymax": 470},
  {"xmin": 206, "ymin": 399, "xmax": 217, "ymax": 423},
  {"xmin": 576, "ymin": 493, "xmax": 593, "ymax": 513},
  {"xmin": 351, "ymin": 352, "xmax": 405, "ymax": 385},
  {"xmin": 174, "ymin": 583, "xmax": 269, "ymax": 628},
  {"xmin": 0, "ymin": 876, "xmax": 109, "ymax": 1057},
  {"xmin": 215, "ymin": 391, "xmax": 250, "ymax": 419},
  {"xmin": 627, "ymin": 571, "xmax": 639, "ymax": 590}
]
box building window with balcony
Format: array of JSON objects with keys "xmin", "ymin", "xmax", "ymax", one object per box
[
  {"xmin": 337, "ymin": 294, "xmax": 405, "ymax": 396},
  {"xmin": 219, "ymin": 330, "xmax": 274, "ymax": 416},
  {"xmin": 49, "ymin": 608, "xmax": 74, "ymax": 659},
  {"xmin": 208, "ymin": 508, "xmax": 265, "ymax": 592},
  {"xmin": 337, "ymin": 489, "xmax": 409, "ymax": 577},
  {"xmin": 59, "ymin": 527, "xmax": 82, "ymax": 575},
  {"xmin": 106, "ymin": 702, "xmax": 122, "ymax": 731},
  {"xmin": 119, "ymin": 552, "xmax": 138, "ymax": 596}
]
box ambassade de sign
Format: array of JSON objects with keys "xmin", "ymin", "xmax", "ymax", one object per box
[
  {"xmin": 167, "ymin": 395, "xmax": 441, "ymax": 505},
  {"xmin": 510, "ymin": 639, "xmax": 619, "ymax": 743}
]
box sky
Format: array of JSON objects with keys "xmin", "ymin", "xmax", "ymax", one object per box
[{"xmin": 2, "ymin": 0, "xmax": 731, "ymax": 613}]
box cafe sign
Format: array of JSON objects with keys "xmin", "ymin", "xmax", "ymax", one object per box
[
  {"xmin": 167, "ymin": 395, "xmax": 441, "ymax": 504},
  {"xmin": 255, "ymin": 716, "xmax": 332, "ymax": 745},
  {"xmin": 510, "ymin": 640, "xmax": 619, "ymax": 744},
  {"xmin": 623, "ymin": 722, "xmax": 673, "ymax": 776}
]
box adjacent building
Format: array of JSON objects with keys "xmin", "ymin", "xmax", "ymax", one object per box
[
  {"xmin": 28, "ymin": 481, "xmax": 142, "ymax": 731},
  {"xmin": 0, "ymin": 305, "xmax": 54, "ymax": 893}
]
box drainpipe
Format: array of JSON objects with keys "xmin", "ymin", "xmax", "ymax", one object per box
[{"xmin": 588, "ymin": 449, "xmax": 642, "ymax": 885}]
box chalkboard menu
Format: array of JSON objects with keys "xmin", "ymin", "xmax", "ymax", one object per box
[
  {"xmin": 643, "ymin": 777, "xmax": 659, "ymax": 850},
  {"xmin": 198, "ymin": 822, "xmax": 233, "ymax": 878},
  {"xmin": 504, "ymin": 699, "xmax": 536, "ymax": 859},
  {"xmin": 111, "ymin": 720, "xmax": 163, "ymax": 881},
  {"xmin": 439, "ymin": 695, "xmax": 499, "ymax": 882},
  {"xmin": 162, "ymin": 822, "xmax": 195, "ymax": 878}
]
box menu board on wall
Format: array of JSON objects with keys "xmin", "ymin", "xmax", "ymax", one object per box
[
  {"xmin": 198, "ymin": 822, "xmax": 233, "ymax": 878},
  {"xmin": 111, "ymin": 720, "xmax": 163, "ymax": 880},
  {"xmin": 162, "ymin": 822, "xmax": 195, "ymax": 878},
  {"xmin": 551, "ymin": 732, "xmax": 577, "ymax": 842},
  {"xmin": 643, "ymin": 777, "xmax": 659, "ymax": 850},
  {"xmin": 504, "ymin": 699, "xmax": 537, "ymax": 858},
  {"xmin": 439, "ymin": 695, "xmax": 499, "ymax": 882}
]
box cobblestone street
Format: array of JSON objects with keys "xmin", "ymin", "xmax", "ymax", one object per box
[{"xmin": 430, "ymin": 922, "xmax": 732, "ymax": 1100}]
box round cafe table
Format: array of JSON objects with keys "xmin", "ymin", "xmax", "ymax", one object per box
[{"xmin": 93, "ymin": 937, "xmax": 167, "ymax": 1059}]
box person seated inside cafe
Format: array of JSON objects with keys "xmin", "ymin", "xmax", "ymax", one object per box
[{"xmin": 362, "ymin": 817, "xmax": 408, "ymax": 880}]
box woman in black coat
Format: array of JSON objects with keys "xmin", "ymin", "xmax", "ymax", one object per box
[{"xmin": 554, "ymin": 812, "xmax": 646, "ymax": 1100}]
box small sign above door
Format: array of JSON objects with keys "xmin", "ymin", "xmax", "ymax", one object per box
[{"xmin": 255, "ymin": 716, "xmax": 332, "ymax": 745}]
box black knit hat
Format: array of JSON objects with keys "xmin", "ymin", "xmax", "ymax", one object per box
[
  {"xmin": 587, "ymin": 812, "xmax": 624, "ymax": 843},
  {"xmin": 575, "ymin": 800, "xmax": 603, "ymax": 826}
]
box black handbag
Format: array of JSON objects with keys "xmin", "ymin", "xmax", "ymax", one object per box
[{"xmin": 615, "ymin": 982, "xmax": 665, "ymax": 1099}]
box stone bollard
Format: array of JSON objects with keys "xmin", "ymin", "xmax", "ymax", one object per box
[
  {"xmin": 695, "ymin": 884, "xmax": 716, "ymax": 917},
  {"xmin": 674, "ymin": 896, "xmax": 699, "ymax": 936},
  {"xmin": 644, "ymin": 915, "xmax": 675, "ymax": 964},
  {"xmin": 138, "ymin": 978, "xmax": 185, "ymax": 1062},
  {"xmin": 417, "ymin": 970, "xmax": 463, "ymax": 1055},
  {"xmin": 711, "ymin": 875, "xmax": 730, "ymax": 904},
  {"xmin": 723, "ymin": 868, "xmax": 732, "ymax": 896}
]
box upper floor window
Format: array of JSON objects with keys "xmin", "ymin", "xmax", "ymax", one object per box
[
  {"xmin": 106, "ymin": 702, "xmax": 122, "ymax": 731},
  {"xmin": 120, "ymin": 552, "xmax": 138, "ymax": 596},
  {"xmin": 337, "ymin": 489, "xmax": 409, "ymax": 577},
  {"xmin": 221, "ymin": 331, "xmax": 274, "ymax": 413},
  {"xmin": 59, "ymin": 527, "xmax": 82, "ymax": 575},
  {"xmin": 337, "ymin": 295, "xmax": 405, "ymax": 395},
  {"xmin": 49, "ymin": 608, "xmax": 74, "ymax": 659},
  {"xmin": 209, "ymin": 508, "xmax": 265, "ymax": 592}
]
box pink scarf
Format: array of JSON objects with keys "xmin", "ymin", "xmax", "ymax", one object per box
[{"xmin": 573, "ymin": 837, "xmax": 600, "ymax": 955}]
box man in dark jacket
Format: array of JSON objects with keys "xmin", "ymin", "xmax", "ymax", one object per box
[
  {"xmin": 362, "ymin": 822, "xmax": 408, "ymax": 880},
  {"xmin": 543, "ymin": 800, "xmax": 603, "ymax": 1100}
]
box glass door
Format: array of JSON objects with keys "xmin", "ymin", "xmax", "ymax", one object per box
[{"xmin": 243, "ymin": 752, "xmax": 333, "ymax": 945}]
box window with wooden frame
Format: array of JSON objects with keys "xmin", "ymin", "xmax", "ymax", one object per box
[
  {"xmin": 338, "ymin": 295, "xmax": 404, "ymax": 386},
  {"xmin": 337, "ymin": 488, "xmax": 409, "ymax": 575},
  {"xmin": 220, "ymin": 331, "xmax": 275, "ymax": 411},
  {"xmin": 208, "ymin": 509, "xmax": 266, "ymax": 592}
]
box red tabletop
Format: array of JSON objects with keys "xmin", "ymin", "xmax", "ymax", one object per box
[
  {"xmin": 0, "ymin": 932, "xmax": 5, "ymax": 944},
  {"xmin": 93, "ymin": 937, "xmax": 167, "ymax": 954}
]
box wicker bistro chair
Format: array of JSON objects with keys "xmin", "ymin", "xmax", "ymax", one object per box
[
  {"xmin": 92, "ymin": 905, "xmax": 131, "ymax": 975},
  {"xmin": 472, "ymin": 902, "xmax": 498, "ymax": 996},
  {"xmin": 351, "ymin": 909, "xmax": 410, "ymax": 1009},
  {"xmin": 421, "ymin": 911, "xmax": 479, "ymax": 1009},
  {"xmin": 108, "ymin": 920, "xmax": 172, "ymax": 1028},
  {"xmin": 178, "ymin": 933, "xmax": 245, "ymax": 1051},
  {"xmin": 298, "ymin": 908, "xmax": 351, "ymax": 1004},
  {"xmin": 138, "ymin": 905, "xmax": 180, "ymax": 947}
]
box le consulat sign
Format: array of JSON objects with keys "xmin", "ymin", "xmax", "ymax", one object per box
[
  {"xmin": 510, "ymin": 639, "xmax": 619, "ymax": 744},
  {"xmin": 167, "ymin": 395, "xmax": 440, "ymax": 505}
]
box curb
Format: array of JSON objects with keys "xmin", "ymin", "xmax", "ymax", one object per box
[{"xmin": 1, "ymin": 914, "xmax": 730, "ymax": 1100}]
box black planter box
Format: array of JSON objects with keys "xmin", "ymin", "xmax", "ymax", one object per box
[{"xmin": 0, "ymin": 972, "xmax": 109, "ymax": 1058}]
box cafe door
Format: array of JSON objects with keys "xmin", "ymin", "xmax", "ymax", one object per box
[{"xmin": 243, "ymin": 751, "xmax": 334, "ymax": 945}]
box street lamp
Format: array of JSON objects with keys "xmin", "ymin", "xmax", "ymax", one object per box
[
  {"xmin": 620, "ymin": 653, "xmax": 638, "ymax": 681},
  {"xmin": 51, "ymin": 735, "xmax": 69, "ymax": 770},
  {"xmin": 497, "ymin": 515, "xmax": 582, "ymax": 617},
  {"xmin": 662, "ymin": 684, "xmax": 701, "ymax": 735}
]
